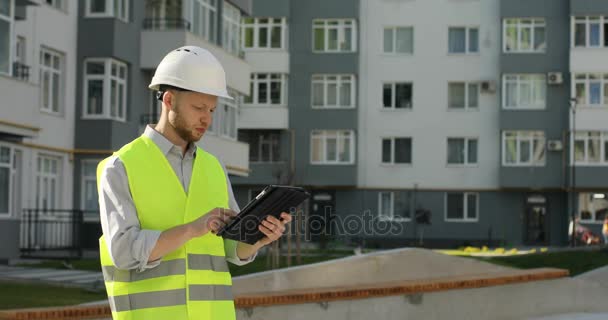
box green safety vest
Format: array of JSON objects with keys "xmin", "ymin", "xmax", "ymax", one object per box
[{"xmin": 97, "ymin": 136, "xmax": 235, "ymax": 320}]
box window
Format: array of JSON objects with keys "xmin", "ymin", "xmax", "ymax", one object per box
[
  {"xmin": 85, "ymin": 0, "xmax": 129, "ymax": 21},
  {"xmin": 81, "ymin": 160, "xmax": 99, "ymax": 211},
  {"xmin": 573, "ymin": 73, "xmax": 608, "ymax": 107},
  {"xmin": 573, "ymin": 131, "xmax": 608, "ymax": 165},
  {"xmin": 502, "ymin": 74, "xmax": 546, "ymax": 109},
  {"xmin": 381, "ymin": 137, "xmax": 412, "ymax": 164},
  {"xmin": 378, "ymin": 191, "xmax": 411, "ymax": 222},
  {"xmin": 503, "ymin": 18, "xmax": 546, "ymax": 53},
  {"xmin": 312, "ymin": 74, "xmax": 355, "ymax": 109},
  {"xmin": 445, "ymin": 192, "xmax": 478, "ymax": 222},
  {"xmin": 383, "ymin": 82, "xmax": 412, "ymax": 109},
  {"xmin": 573, "ymin": 16, "xmax": 608, "ymax": 48},
  {"xmin": 36, "ymin": 155, "xmax": 60, "ymax": 210},
  {"xmin": 311, "ymin": 130, "xmax": 355, "ymax": 164},
  {"xmin": 187, "ymin": 0, "xmax": 217, "ymax": 42},
  {"xmin": 383, "ymin": 27, "xmax": 413, "ymax": 54},
  {"xmin": 502, "ymin": 131, "xmax": 546, "ymax": 166},
  {"xmin": 242, "ymin": 17, "xmax": 286, "ymax": 50},
  {"xmin": 40, "ymin": 48, "xmax": 64, "ymax": 114},
  {"xmin": 578, "ymin": 193, "xmax": 608, "ymax": 222},
  {"xmin": 448, "ymin": 82, "xmax": 479, "ymax": 109},
  {"xmin": 447, "ymin": 138, "xmax": 478, "ymax": 165},
  {"xmin": 222, "ymin": 1, "xmax": 241, "ymax": 56},
  {"xmin": 313, "ymin": 19, "xmax": 357, "ymax": 53},
  {"xmin": 0, "ymin": 0, "xmax": 12, "ymax": 75},
  {"xmin": 45, "ymin": 0, "xmax": 64, "ymax": 10},
  {"xmin": 448, "ymin": 27, "xmax": 479, "ymax": 54},
  {"xmin": 217, "ymin": 89, "xmax": 238, "ymax": 139},
  {"xmin": 244, "ymin": 73, "xmax": 287, "ymax": 106},
  {"xmin": 83, "ymin": 58, "xmax": 128, "ymax": 121},
  {"xmin": 239, "ymin": 130, "xmax": 281, "ymax": 163},
  {"xmin": 0, "ymin": 145, "xmax": 12, "ymax": 216}
]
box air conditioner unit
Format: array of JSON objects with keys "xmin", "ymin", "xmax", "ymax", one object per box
[
  {"xmin": 547, "ymin": 72, "xmax": 563, "ymax": 85},
  {"xmin": 547, "ymin": 140, "xmax": 563, "ymax": 151},
  {"xmin": 480, "ymin": 80, "xmax": 496, "ymax": 93}
]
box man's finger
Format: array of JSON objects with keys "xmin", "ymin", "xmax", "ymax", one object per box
[
  {"xmin": 280, "ymin": 212, "xmax": 293, "ymax": 224},
  {"xmin": 262, "ymin": 220, "xmax": 276, "ymax": 231},
  {"xmin": 266, "ymin": 215, "xmax": 282, "ymax": 225}
]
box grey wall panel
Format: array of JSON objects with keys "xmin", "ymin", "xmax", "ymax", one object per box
[
  {"xmin": 251, "ymin": 0, "xmax": 288, "ymax": 17},
  {"xmin": 571, "ymin": 0, "xmax": 608, "ymax": 15}
]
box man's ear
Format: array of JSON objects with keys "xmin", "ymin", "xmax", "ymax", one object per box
[{"xmin": 162, "ymin": 90, "xmax": 174, "ymax": 111}]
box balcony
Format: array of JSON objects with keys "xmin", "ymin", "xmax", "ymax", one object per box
[
  {"xmin": 239, "ymin": 106, "xmax": 289, "ymax": 129},
  {"xmin": 140, "ymin": 18, "xmax": 251, "ymax": 95},
  {"xmin": 0, "ymin": 70, "xmax": 39, "ymax": 137},
  {"xmin": 199, "ymin": 134, "xmax": 250, "ymax": 177},
  {"xmin": 570, "ymin": 47, "xmax": 608, "ymax": 73}
]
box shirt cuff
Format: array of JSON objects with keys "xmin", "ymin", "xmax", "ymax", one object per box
[
  {"xmin": 135, "ymin": 230, "xmax": 162, "ymax": 272},
  {"xmin": 224, "ymin": 239, "xmax": 257, "ymax": 266}
]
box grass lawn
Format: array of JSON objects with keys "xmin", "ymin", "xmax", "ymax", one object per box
[
  {"xmin": 470, "ymin": 249, "xmax": 608, "ymax": 276},
  {"xmin": 0, "ymin": 281, "xmax": 107, "ymax": 310}
]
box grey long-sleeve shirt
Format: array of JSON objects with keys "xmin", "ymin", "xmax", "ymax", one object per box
[{"xmin": 98, "ymin": 125, "xmax": 255, "ymax": 271}]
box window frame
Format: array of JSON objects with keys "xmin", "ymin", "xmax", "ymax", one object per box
[
  {"xmin": 312, "ymin": 19, "xmax": 357, "ymax": 53},
  {"xmin": 243, "ymin": 73, "xmax": 287, "ymax": 106},
  {"xmin": 218, "ymin": 89, "xmax": 238, "ymax": 140},
  {"xmin": 447, "ymin": 137, "xmax": 478, "ymax": 166},
  {"xmin": 503, "ymin": 18, "xmax": 547, "ymax": 53},
  {"xmin": 85, "ymin": 0, "xmax": 129, "ymax": 22},
  {"xmin": 502, "ymin": 74, "xmax": 547, "ymax": 110},
  {"xmin": 444, "ymin": 192, "xmax": 479, "ymax": 222},
  {"xmin": 39, "ymin": 47, "xmax": 64, "ymax": 115},
  {"xmin": 502, "ymin": 130, "xmax": 546, "ymax": 166},
  {"xmin": 572, "ymin": 73, "xmax": 608, "ymax": 108},
  {"xmin": 242, "ymin": 17, "xmax": 287, "ymax": 50},
  {"xmin": 381, "ymin": 137, "xmax": 412, "ymax": 165},
  {"xmin": 0, "ymin": 0, "xmax": 13, "ymax": 76},
  {"xmin": 447, "ymin": 81, "xmax": 480, "ymax": 110},
  {"xmin": 35, "ymin": 153, "xmax": 61, "ymax": 211},
  {"xmin": 572, "ymin": 16, "xmax": 608, "ymax": 48},
  {"xmin": 187, "ymin": 0, "xmax": 218, "ymax": 42},
  {"xmin": 448, "ymin": 26, "xmax": 479, "ymax": 54},
  {"xmin": 246, "ymin": 131, "xmax": 282, "ymax": 163},
  {"xmin": 80, "ymin": 159, "xmax": 101, "ymax": 211},
  {"xmin": 572, "ymin": 131, "xmax": 608, "ymax": 166},
  {"xmin": 82, "ymin": 58, "xmax": 128, "ymax": 122},
  {"xmin": 382, "ymin": 82, "xmax": 413, "ymax": 110},
  {"xmin": 222, "ymin": 1, "xmax": 241, "ymax": 56},
  {"xmin": 0, "ymin": 144, "xmax": 14, "ymax": 217},
  {"xmin": 311, "ymin": 74, "xmax": 356, "ymax": 109},
  {"xmin": 382, "ymin": 26, "xmax": 414, "ymax": 55},
  {"xmin": 377, "ymin": 191, "xmax": 411, "ymax": 222},
  {"xmin": 310, "ymin": 130, "xmax": 356, "ymax": 165}
]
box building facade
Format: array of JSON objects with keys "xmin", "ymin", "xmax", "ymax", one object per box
[{"xmin": 232, "ymin": 0, "xmax": 608, "ymax": 248}]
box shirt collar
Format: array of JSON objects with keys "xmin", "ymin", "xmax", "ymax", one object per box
[{"xmin": 143, "ymin": 125, "xmax": 197, "ymax": 158}]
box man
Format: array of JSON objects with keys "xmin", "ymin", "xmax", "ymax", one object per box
[{"xmin": 97, "ymin": 46, "xmax": 291, "ymax": 319}]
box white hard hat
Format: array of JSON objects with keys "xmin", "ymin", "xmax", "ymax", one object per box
[{"xmin": 149, "ymin": 46, "xmax": 233, "ymax": 100}]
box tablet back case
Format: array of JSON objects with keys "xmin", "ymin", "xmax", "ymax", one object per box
[{"xmin": 219, "ymin": 185, "xmax": 310, "ymax": 245}]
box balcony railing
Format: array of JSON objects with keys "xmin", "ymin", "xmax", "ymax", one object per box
[
  {"xmin": 143, "ymin": 18, "xmax": 191, "ymax": 31},
  {"xmin": 12, "ymin": 62, "xmax": 30, "ymax": 82}
]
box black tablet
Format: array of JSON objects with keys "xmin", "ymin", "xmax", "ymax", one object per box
[{"xmin": 217, "ymin": 185, "xmax": 310, "ymax": 245}]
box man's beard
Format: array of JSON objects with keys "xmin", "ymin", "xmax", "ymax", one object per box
[{"xmin": 170, "ymin": 110, "xmax": 201, "ymax": 143}]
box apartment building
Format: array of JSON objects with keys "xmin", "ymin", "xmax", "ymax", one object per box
[
  {"xmin": 0, "ymin": 0, "xmax": 78, "ymax": 260},
  {"xmin": 234, "ymin": 0, "xmax": 608, "ymax": 248}
]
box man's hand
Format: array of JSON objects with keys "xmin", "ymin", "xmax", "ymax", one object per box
[
  {"xmin": 188, "ymin": 208, "xmax": 236, "ymax": 238},
  {"xmin": 255, "ymin": 212, "xmax": 292, "ymax": 247}
]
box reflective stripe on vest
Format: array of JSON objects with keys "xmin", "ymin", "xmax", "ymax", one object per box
[{"xmin": 97, "ymin": 136, "xmax": 234, "ymax": 320}]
